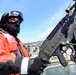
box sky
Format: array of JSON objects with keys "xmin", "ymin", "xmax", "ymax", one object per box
[{"xmin": 0, "ymin": 0, "xmax": 73, "ymax": 43}]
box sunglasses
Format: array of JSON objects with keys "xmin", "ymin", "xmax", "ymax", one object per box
[{"xmin": 9, "ymin": 11, "xmax": 23, "ymax": 18}]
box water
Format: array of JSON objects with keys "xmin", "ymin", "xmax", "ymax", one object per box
[{"xmin": 43, "ymin": 62, "xmax": 76, "ymax": 75}]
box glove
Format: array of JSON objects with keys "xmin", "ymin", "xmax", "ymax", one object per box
[{"xmin": 28, "ymin": 57, "xmax": 50, "ymax": 75}]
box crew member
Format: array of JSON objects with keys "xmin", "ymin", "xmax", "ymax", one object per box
[{"xmin": 0, "ymin": 11, "xmax": 50, "ymax": 75}]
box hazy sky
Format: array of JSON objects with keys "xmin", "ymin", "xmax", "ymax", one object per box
[{"xmin": 0, "ymin": 0, "xmax": 72, "ymax": 43}]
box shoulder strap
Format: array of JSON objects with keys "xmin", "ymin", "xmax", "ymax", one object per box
[
  {"xmin": 17, "ymin": 43, "xmax": 25, "ymax": 57},
  {"xmin": 16, "ymin": 37, "xmax": 25, "ymax": 57}
]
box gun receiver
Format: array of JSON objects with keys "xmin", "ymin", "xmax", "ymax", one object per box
[{"xmin": 39, "ymin": 0, "xmax": 76, "ymax": 67}]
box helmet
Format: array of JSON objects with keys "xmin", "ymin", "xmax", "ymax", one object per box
[{"xmin": 1, "ymin": 11, "xmax": 23, "ymax": 25}]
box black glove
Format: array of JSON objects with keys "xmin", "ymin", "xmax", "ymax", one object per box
[{"xmin": 28, "ymin": 57, "xmax": 50, "ymax": 75}]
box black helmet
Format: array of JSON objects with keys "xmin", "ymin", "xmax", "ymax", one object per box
[{"xmin": 1, "ymin": 11, "xmax": 23, "ymax": 25}]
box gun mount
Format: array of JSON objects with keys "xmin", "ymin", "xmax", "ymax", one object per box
[{"xmin": 39, "ymin": 0, "xmax": 76, "ymax": 67}]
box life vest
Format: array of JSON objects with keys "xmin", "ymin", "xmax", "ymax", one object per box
[{"xmin": 0, "ymin": 29, "xmax": 30, "ymax": 75}]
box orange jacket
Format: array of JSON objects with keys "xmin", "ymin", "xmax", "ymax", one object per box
[{"xmin": 0, "ymin": 29, "xmax": 30, "ymax": 75}]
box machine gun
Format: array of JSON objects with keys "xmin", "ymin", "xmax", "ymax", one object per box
[{"xmin": 39, "ymin": 0, "xmax": 76, "ymax": 67}]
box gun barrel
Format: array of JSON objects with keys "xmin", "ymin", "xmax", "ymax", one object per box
[{"xmin": 66, "ymin": 1, "xmax": 76, "ymax": 13}]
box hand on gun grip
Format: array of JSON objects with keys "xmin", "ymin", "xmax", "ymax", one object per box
[{"xmin": 28, "ymin": 57, "xmax": 50, "ymax": 75}]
